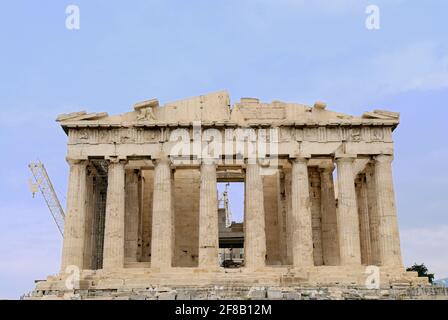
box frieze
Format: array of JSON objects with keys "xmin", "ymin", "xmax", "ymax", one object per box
[{"xmin": 68, "ymin": 125, "xmax": 394, "ymax": 145}]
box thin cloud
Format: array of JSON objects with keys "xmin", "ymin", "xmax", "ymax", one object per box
[
  {"xmin": 307, "ymin": 42, "xmax": 448, "ymax": 110},
  {"xmin": 401, "ymin": 225, "xmax": 448, "ymax": 279}
]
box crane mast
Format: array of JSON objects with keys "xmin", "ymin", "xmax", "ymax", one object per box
[
  {"xmin": 28, "ymin": 161, "xmax": 65, "ymax": 236},
  {"xmin": 222, "ymin": 183, "xmax": 232, "ymax": 228}
]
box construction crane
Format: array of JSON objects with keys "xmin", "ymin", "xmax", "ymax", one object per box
[
  {"xmin": 221, "ymin": 183, "xmax": 232, "ymax": 228},
  {"xmin": 28, "ymin": 161, "xmax": 65, "ymax": 236}
]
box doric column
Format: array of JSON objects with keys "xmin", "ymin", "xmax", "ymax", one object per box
[
  {"xmin": 319, "ymin": 165, "xmax": 340, "ymax": 266},
  {"xmin": 140, "ymin": 171, "xmax": 153, "ymax": 263},
  {"xmin": 336, "ymin": 156, "xmax": 362, "ymax": 265},
  {"xmin": 365, "ymin": 163, "xmax": 380, "ymax": 265},
  {"xmin": 102, "ymin": 159, "xmax": 126, "ymax": 269},
  {"xmin": 124, "ymin": 169, "xmax": 140, "ymax": 263},
  {"xmin": 309, "ymin": 168, "xmax": 323, "ymax": 266},
  {"xmin": 198, "ymin": 161, "xmax": 219, "ymax": 268},
  {"xmin": 83, "ymin": 168, "xmax": 96, "ymax": 269},
  {"xmin": 356, "ymin": 174, "xmax": 373, "ymax": 265},
  {"xmin": 150, "ymin": 157, "xmax": 174, "ymax": 269},
  {"xmin": 374, "ymin": 155, "xmax": 403, "ymax": 267},
  {"xmin": 244, "ymin": 161, "xmax": 266, "ymax": 269},
  {"xmin": 276, "ymin": 172, "xmax": 288, "ymax": 265},
  {"xmin": 290, "ymin": 157, "xmax": 314, "ymax": 267},
  {"xmin": 284, "ymin": 169, "xmax": 293, "ymax": 265},
  {"xmin": 61, "ymin": 159, "xmax": 88, "ymax": 272}
]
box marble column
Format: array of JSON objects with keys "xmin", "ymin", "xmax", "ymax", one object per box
[
  {"xmin": 102, "ymin": 159, "xmax": 126, "ymax": 269},
  {"xmin": 365, "ymin": 163, "xmax": 380, "ymax": 265},
  {"xmin": 276, "ymin": 172, "xmax": 288, "ymax": 265},
  {"xmin": 198, "ymin": 161, "xmax": 219, "ymax": 268},
  {"xmin": 356, "ymin": 174, "xmax": 373, "ymax": 265},
  {"xmin": 244, "ymin": 162, "xmax": 266, "ymax": 269},
  {"xmin": 336, "ymin": 156, "xmax": 362, "ymax": 265},
  {"xmin": 83, "ymin": 169, "xmax": 96, "ymax": 269},
  {"xmin": 290, "ymin": 157, "xmax": 314, "ymax": 268},
  {"xmin": 93, "ymin": 174, "xmax": 108, "ymax": 270},
  {"xmin": 141, "ymin": 171, "xmax": 154, "ymax": 263},
  {"xmin": 150, "ymin": 158, "xmax": 174, "ymax": 269},
  {"xmin": 61, "ymin": 160, "xmax": 88, "ymax": 272},
  {"xmin": 374, "ymin": 155, "xmax": 403, "ymax": 267},
  {"xmin": 319, "ymin": 165, "xmax": 340, "ymax": 266},
  {"xmin": 309, "ymin": 168, "xmax": 323, "ymax": 266},
  {"xmin": 125, "ymin": 170, "xmax": 140, "ymax": 263},
  {"xmin": 284, "ymin": 169, "xmax": 293, "ymax": 265}
]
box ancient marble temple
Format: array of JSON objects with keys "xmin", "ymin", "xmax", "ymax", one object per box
[{"xmin": 32, "ymin": 91, "xmax": 428, "ymax": 299}]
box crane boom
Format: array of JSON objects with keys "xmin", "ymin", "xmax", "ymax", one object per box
[{"xmin": 28, "ymin": 161, "xmax": 65, "ymax": 236}]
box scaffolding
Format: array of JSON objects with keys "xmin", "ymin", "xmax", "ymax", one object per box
[{"xmin": 28, "ymin": 161, "xmax": 65, "ymax": 236}]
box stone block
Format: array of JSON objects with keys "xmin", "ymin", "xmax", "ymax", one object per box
[
  {"xmin": 285, "ymin": 292, "xmax": 301, "ymax": 300},
  {"xmin": 176, "ymin": 291, "xmax": 191, "ymax": 300},
  {"xmin": 267, "ymin": 289, "xmax": 283, "ymax": 300},
  {"xmin": 247, "ymin": 287, "xmax": 266, "ymax": 299},
  {"xmin": 96, "ymin": 279, "xmax": 125, "ymax": 290},
  {"xmin": 157, "ymin": 291, "xmax": 177, "ymax": 300}
]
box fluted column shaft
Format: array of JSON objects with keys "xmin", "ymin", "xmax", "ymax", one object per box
[
  {"xmin": 150, "ymin": 158, "xmax": 174, "ymax": 269},
  {"xmin": 125, "ymin": 170, "xmax": 140, "ymax": 262},
  {"xmin": 374, "ymin": 155, "xmax": 402, "ymax": 267},
  {"xmin": 320, "ymin": 166, "xmax": 340, "ymax": 266},
  {"xmin": 198, "ymin": 162, "xmax": 219, "ymax": 268},
  {"xmin": 61, "ymin": 160, "xmax": 88, "ymax": 272},
  {"xmin": 244, "ymin": 162, "xmax": 266, "ymax": 269},
  {"xmin": 83, "ymin": 170, "xmax": 96, "ymax": 269},
  {"xmin": 365, "ymin": 163, "xmax": 380, "ymax": 265},
  {"xmin": 103, "ymin": 160, "xmax": 126, "ymax": 269},
  {"xmin": 356, "ymin": 174, "xmax": 373, "ymax": 265},
  {"xmin": 284, "ymin": 169, "xmax": 293, "ymax": 265},
  {"xmin": 290, "ymin": 157, "xmax": 314, "ymax": 267},
  {"xmin": 276, "ymin": 173, "xmax": 288, "ymax": 265},
  {"xmin": 336, "ymin": 157, "xmax": 362, "ymax": 265}
]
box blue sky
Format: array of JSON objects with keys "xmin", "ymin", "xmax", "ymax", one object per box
[{"xmin": 1, "ymin": 0, "xmax": 447, "ymax": 299}]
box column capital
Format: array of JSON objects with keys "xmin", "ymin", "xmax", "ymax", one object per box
[
  {"xmin": 151, "ymin": 155, "xmax": 172, "ymax": 166},
  {"xmin": 66, "ymin": 158, "xmax": 87, "ymax": 166},
  {"xmin": 319, "ymin": 162, "xmax": 335, "ymax": 173},
  {"xmin": 289, "ymin": 152, "xmax": 311, "ymax": 161},
  {"xmin": 375, "ymin": 154, "xmax": 394, "ymax": 163},
  {"xmin": 105, "ymin": 156, "xmax": 128, "ymax": 164},
  {"xmin": 200, "ymin": 158, "xmax": 219, "ymax": 166},
  {"xmin": 289, "ymin": 155, "xmax": 310, "ymax": 168},
  {"xmin": 335, "ymin": 155, "xmax": 357, "ymax": 163},
  {"xmin": 244, "ymin": 158, "xmax": 261, "ymax": 166}
]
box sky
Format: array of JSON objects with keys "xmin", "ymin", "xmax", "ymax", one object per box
[{"xmin": 1, "ymin": 0, "xmax": 447, "ymax": 299}]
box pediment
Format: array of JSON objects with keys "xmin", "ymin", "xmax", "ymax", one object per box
[{"xmin": 57, "ymin": 91, "xmax": 400, "ymax": 129}]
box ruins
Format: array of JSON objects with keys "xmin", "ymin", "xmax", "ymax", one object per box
[{"xmin": 31, "ymin": 91, "xmax": 431, "ymax": 300}]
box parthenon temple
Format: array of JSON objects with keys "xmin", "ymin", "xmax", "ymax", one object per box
[{"xmin": 32, "ymin": 91, "xmax": 428, "ymax": 299}]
